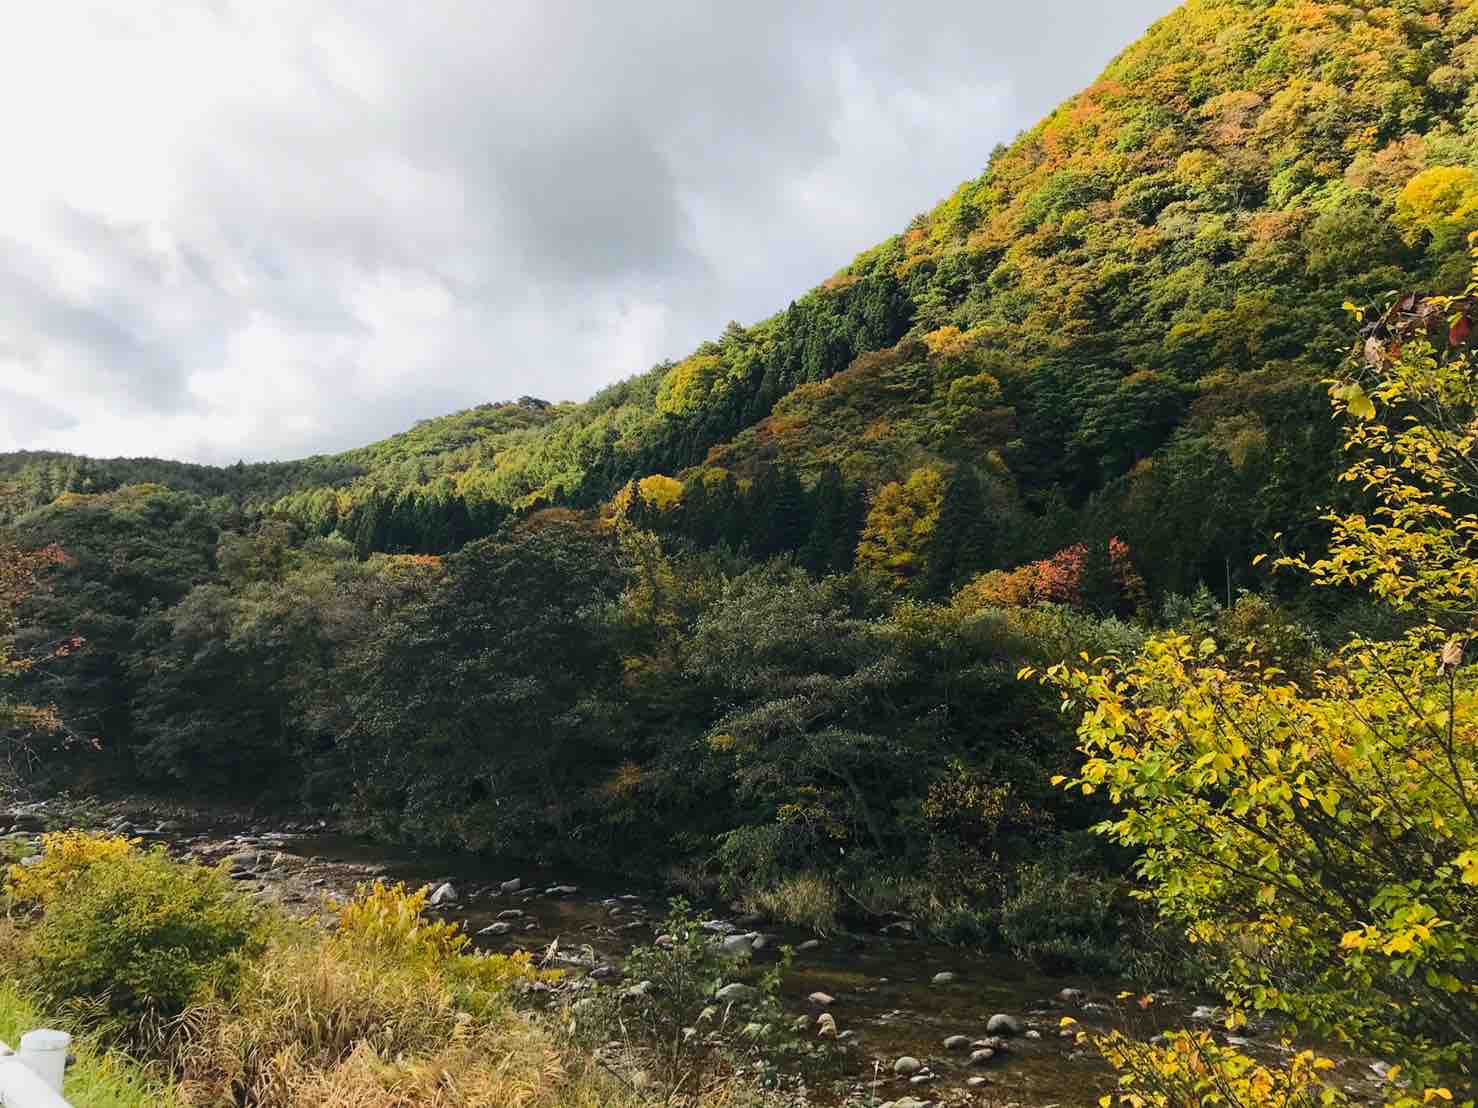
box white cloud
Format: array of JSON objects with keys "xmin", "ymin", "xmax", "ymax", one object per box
[{"xmin": 0, "ymin": 0, "xmax": 1175, "ymax": 463}]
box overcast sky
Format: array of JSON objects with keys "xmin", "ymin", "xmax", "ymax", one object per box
[{"xmin": 0, "ymin": 1, "xmax": 1176, "ymax": 465}]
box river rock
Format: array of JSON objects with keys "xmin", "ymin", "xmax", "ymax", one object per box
[
  {"xmin": 808, "ymin": 991, "xmax": 835, "ymax": 1007},
  {"xmin": 969, "ymin": 1048, "xmax": 995, "ymax": 1065},
  {"xmin": 879, "ymin": 1099, "xmax": 931, "ymax": 1108},
  {"xmin": 478, "ymin": 922, "xmax": 513, "ymax": 936},
  {"xmin": 545, "ymin": 885, "xmax": 578, "ymax": 896},
  {"xmin": 1058, "ymin": 987, "xmax": 1087, "ymax": 1004},
  {"xmin": 816, "ymin": 1012, "xmax": 837, "ymax": 1038},
  {"xmin": 500, "ymin": 878, "xmax": 523, "ymax": 893},
  {"xmin": 796, "ymin": 939, "xmax": 822, "ymax": 952},
  {"xmin": 986, "ymin": 1013, "xmax": 1023, "ymax": 1036},
  {"xmin": 943, "ymin": 1035, "xmax": 971, "ymax": 1051},
  {"xmin": 623, "ymin": 980, "xmax": 653, "ymax": 998},
  {"xmin": 1191, "ymin": 1005, "xmax": 1221, "ymax": 1022},
  {"xmin": 714, "ymin": 983, "xmax": 758, "ymax": 1003},
  {"xmin": 429, "ymin": 882, "xmax": 457, "ymax": 905},
  {"xmin": 590, "ymin": 964, "xmax": 622, "ymax": 980},
  {"xmin": 879, "ymin": 921, "xmax": 914, "ymax": 937},
  {"xmin": 1025, "ymin": 1029, "xmax": 1042, "ymax": 1040},
  {"xmin": 931, "ymin": 971, "xmax": 957, "ymax": 984},
  {"xmin": 967, "ymin": 1076, "xmax": 988, "ymax": 1087},
  {"xmin": 497, "ymin": 908, "xmax": 523, "ymax": 920},
  {"xmin": 717, "ymin": 933, "xmax": 759, "ymax": 956},
  {"xmin": 893, "ymin": 1056, "xmax": 923, "ymax": 1076},
  {"xmin": 702, "ymin": 919, "xmax": 738, "ymax": 935}
]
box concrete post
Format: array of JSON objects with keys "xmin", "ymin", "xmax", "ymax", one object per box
[{"xmin": 0, "ymin": 1030, "xmax": 74, "ymax": 1107}]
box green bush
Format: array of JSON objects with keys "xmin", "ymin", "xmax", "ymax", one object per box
[
  {"xmin": 1000, "ymin": 862, "xmax": 1122, "ymax": 975},
  {"xmin": 21, "ymin": 848, "xmax": 263, "ymax": 1025}
]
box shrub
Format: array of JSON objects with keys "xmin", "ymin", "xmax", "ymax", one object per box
[
  {"xmin": 1000, "ymin": 862, "xmax": 1123, "ymax": 974},
  {"xmin": 5, "ymin": 830, "xmax": 137, "ymax": 907},
  {"xmin": 20, "ymin": 847, "xmax": 262, "ymax": 1025},
  {"xmin": 741, "ymin": 875, "xmax": 839, "ymax": 935},
  {"xmin": 1078, "ymin": 1024, "xmax": 1347, "ymax": 1108},
  {"xmin": 568, "ymin": 900, "xmax": 805, "ymax": 1093},
  {"xmin": 327, "ymin": 880, "xmax": 554, "ymax": 1007}
]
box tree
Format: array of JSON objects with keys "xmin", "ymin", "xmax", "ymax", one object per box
[
  {"xmin": 855, "ymin": 468, "xmax": 945, "ymax": 592},
  {"xmin": 0, "ymin": 535, "xmax": 70, "ymax": 772},
  {"xmin": 1036, "ymin": 240, "xmax": 1478, "ymax": 1104}
]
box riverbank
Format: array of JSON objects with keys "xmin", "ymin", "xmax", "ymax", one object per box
[{"xmin": 1, "ymin": 796, "xmax": 1402, "ymax": 1108}]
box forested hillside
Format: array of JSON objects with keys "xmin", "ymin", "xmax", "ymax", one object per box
[{"xmin": 4, "ymin": 0, "xmax": 1478, "ymax": 957}]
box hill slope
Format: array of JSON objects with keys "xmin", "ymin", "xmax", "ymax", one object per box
[{"xmin": 8, "ymin": 0, "xmax": 1478, "ymax": 595}]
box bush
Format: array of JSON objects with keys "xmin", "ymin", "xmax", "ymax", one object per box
[
  {"xmin": 1081, "ymin": 1025, "xmax": 1347, "ymax": 1108},
  {"xmin": 741, "ymin": 875, "xmax": 839, "ymax": 935},
  {"xmin": 1000, "ymin": 862, "xmax": 1123, "ymax": 974},
  {"xmin": 20, "ymin": 847, "xmax": 262, "ymax": 1025},
  {"xmin": 327, "ymin": 880, "xmax": 554, "ymax": 1008},
  {"xmin": 5, "ymin": 830, "xmax": 136, "ymax": 907},
  {"xmin": 568, "ymin": 900, "xmax": 807, "ymax": 1093}
]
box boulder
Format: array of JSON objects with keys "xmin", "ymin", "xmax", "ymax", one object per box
[
  {"xmin": 500, "ymin": 878, "xmax": 523, "ymax": 893},
  {"xmin": 969, "ymin": 1048, "xmax": 995, "ymax": 1065},
  {"xmin": 545, "ymin": 885, "xmax": 578, "ymax": 896},
  {"xmin": 893, "ymin": 1056, "xmax": 923, "ymax": 1077},
  {"xmin": 497, "ymin": 909, "xmax": 524, "ymax": 920},
  {"xmin": 429, "ymin": 882, "xmax": 457, "ymax": 906},
  {"xmin": 943, "ymin": 1035, "xmax": 971, "ymax": 1051},
  {"xmin": 478, "ymin": 922, "xmax": 513, "ymax": 936},
  {"xmin": 985, "ymin": 1013, "xmax": 1023, "ymax": 1036},
  {"xmin": 714, "ymin": 983, "xmax": 758, "ymax": 1003}
]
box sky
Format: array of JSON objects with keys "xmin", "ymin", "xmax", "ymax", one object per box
[{"xmin": 0, "ymin": 1, "xmax": 1177, "ymax": 465}]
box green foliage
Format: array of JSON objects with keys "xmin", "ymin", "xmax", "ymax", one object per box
[
  {"xmin": 18, "ymin": 844, "xmax": 262, "ymax": 1024},
  {"xmin": 999, "ymin": 861, "xmax": 1123, "ymax": 975},
  {"xmin": 1038, "ymin": 245, "xmax": 1478, "ymax": 1101}
]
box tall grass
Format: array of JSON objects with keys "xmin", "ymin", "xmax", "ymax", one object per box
[{"xmin": 0, "ymin": 980, "xmax": 174, "ymax": 1108}]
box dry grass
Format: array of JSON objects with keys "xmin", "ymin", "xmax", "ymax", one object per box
[{"xmin": 741, "ymin": 874, "xmax": 840, "ymax": 935}]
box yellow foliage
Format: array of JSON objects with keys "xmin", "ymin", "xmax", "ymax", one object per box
[
  {"xmin": 5, "ymin": 830, "xmax": 137, "ymax": 907},
  {"xmin": 655, "ymin": 354, "xmax": 726, "ymax": 415},
  {"xmin": 855, "ymin": 468, "xmax": 945, "ymax": 591},
  {"xmin": 1395, "ymin": 166, "xmax": 1478, "ymax": 245}
]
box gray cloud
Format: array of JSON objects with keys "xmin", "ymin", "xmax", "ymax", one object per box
[{"xmin": 0, "ymin": 0, "xmax": 1176, "ymax": 464}]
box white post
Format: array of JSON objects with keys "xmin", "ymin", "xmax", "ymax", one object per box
[{"xmin": 0, "ymin": 1030, "xmax": 74, "ymax": 1108}]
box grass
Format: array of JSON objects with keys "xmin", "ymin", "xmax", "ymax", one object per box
[
  {"xmin": 0, "ymin": 980, "xmax": 174, "ymax": 1108},
  {"xmin": 741, "ymin": 874, "xmax": 840, "ymax": 934}
]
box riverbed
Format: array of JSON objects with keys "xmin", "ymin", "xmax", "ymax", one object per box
[{"xmin": 2, "ymin": 799, "xmax": 1396, "ymax": 1108}]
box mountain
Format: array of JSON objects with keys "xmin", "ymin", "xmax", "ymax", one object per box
[
  {"xmin": 5, "ymin": 0, "xmax": 1477, "ymax": 933},
  {"xmin": 9, "ymin": 0, "xmax": 1476, "ymax": 596}
]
